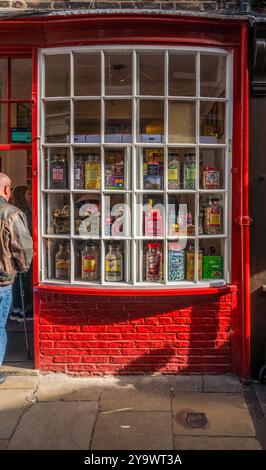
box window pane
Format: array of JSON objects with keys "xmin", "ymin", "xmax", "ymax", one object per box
[
  {"xmin": 105, "ymin": 240, "xmax": 131, "ymax": 283},
  {"xmin": 138, "ymin": 53, "xmax": 164, "ymax": 96},
  {"xmin": 167, "ymin": 194, "xmax": 195, "ymax": 237},
  {"xmin": 74, "ymin": 101, "xmax": 101, "ymax": 144},
  {"xmin": 137, "ymin": 148, "xmax": 164, "ymax": 190},
  {"xmin": 137, "ymin": 194, "xmax": 165, "ymax": 238},
  {"xmin": 184, "ymin": 241, "xmax": 198, "ymax": 281},
  {"xmin": 75, "ymin": 240, "xmax": 101, "ymax": 282},
  {"xmin": 44, "ymin": 148, "xmax": 70, "ymax": 190},
  {"xmin": 74, "ymin": 53, "xmax": 101, "ymax": 96},
  {"xmin": 167, "ymin": 148, "xmax": 196, "ymax": 190},
  {"xmin": 44, "ymin": 239, "xmax": 70, "ymax": 281},
  {"xmin": 138, "ymin": 100, "xmax": 164, "ymax": 143},
  {"xmin": 168, "ymin": 240, "xmax": 189, "ymax": 282},
  {"xmin": 201, "ymin": 54, "xmax": 226, "ymax": 98},
  {"xmin": 200, "ymin": 148, "xmax": 225, "ymax": 190},
  {"xmin": 200, "ymin": 238, "xmax": 224, "ymax": 280},
  {"xmin": 0, "ymin": 59, "xmax": 8, "ymax": 100},
  {"xmin": 45, "ymin": 101, "xmax": 70, "ymax": 144},
  {"xmin": 74, "ymin": 148, "xmax": 101, "ymax": 190},
  {"xmin": 0, "ymin": 150, "xmax": 31, "ymax": 188},
  {"xmin": 105, "ymin": 99, "xmax": 132, "ymax": 143},
  {"xmin": 169, "ymin": 54, "xmax": 196, "ymax": 96},
  {"xmin": 104, "ymin": 193, "xmax": 131, "ymax": 237},
  {"xmin": 0, "ymin": 104, "xmax": 7, "ymax": 143},
  {"xmin": 10, "ymin": 103, "xmax": 32, "ymax": 144},
  {"xmin": 74, "ymin": 193, "xmax": 101, "ymax": 237},
  {"xmin": 105, "ymin": 52, "xmax": 132, "ymax": 96},
  {"xmin": 137, "ymin": 240, "xmax": 164, "ymax": 283},
  {"xmin": 200, "ymin": 101, "xmax": 225, "ymax": 144},
  {"xmin": 168, "ymin": 101, "xmax": 196, "ymax": 143},
  {"xmin": 104, "ymin": 148, "xmax": 130, "ymax": 190},
  {"xmin": 45, "ymin": 54, "xmax": 70, "ymax": 97},
  {"xmin": 199, "ymin": 193, "xmax": 224, "ymax": 235},
  {"xmin": 45, "ymin": 193, "xmax": 70, "ymax": 236},
  {"xmin": 11, "ymin": 59, "xmax": 32, "ymax": 100}
]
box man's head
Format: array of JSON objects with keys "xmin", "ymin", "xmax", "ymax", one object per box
[{"xmin": 0, "ymin": 173, "xmax": 12, "ymax": 202}]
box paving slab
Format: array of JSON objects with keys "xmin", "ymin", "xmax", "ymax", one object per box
[
  {"xmin": 1, "ymin": 363, "xmax": 38, "ymax": 376},
  {"xmin": 0, "ymin": 440, "xmax": 9, "ymax": 450},
  {"xmin": 92, "ymin": 411, "xmax": 173, "ymax": 450},
  {"xmin": 174, "ymin": 436, "xmax": 262, "ymax": 450},
  {"xmin": 103, "ymin": 375, "xmax": 202, "ymax": 392},
  {"xmin": 173, "ymin": 393, "xmax": 256, "ymax": 437},
  {"xmin": 0, "ymin": 389, "xmax": 32, "ymax": 439},
  {"xmin": 8, "ymin": 401, "xmax": 98, "ymax": 450},
  {"xmin": 203, "ymin": 374, "xmax": 241, "ymax": 393},
  {"xmin": 101, "ymin": 376, "xmax": 172, "ymax": 411},
  {"xmin": 0, "ymin": 375, "xmax": 38, "ymax": 389},
  {"xmin": 36, "ymin": 376, "xmax": 103, "ymax": 401}
]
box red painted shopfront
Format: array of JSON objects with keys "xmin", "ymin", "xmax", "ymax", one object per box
[{"xmin": 0, "ymin": 13, "xmax": 250, "ymax": 379}]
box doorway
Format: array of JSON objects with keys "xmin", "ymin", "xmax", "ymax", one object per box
[{"xmin": 0, "ymin": 149, "xmax": 34, "ymax": 364}]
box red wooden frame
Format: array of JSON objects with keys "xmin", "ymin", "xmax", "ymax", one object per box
[{"xmin": 0, "ymin": 13, "xmax": 250, "ymax": 378}]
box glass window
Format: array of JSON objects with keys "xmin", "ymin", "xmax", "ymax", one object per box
[
  {"xmin": 0, "ymin": 59, "xmax": 8, "ymax": 100},
  {"xmin": 105, "ymin": 52, "xmax": 132, "ymax": 96},
  {"xmin": 0, "ymin": 57, "xmax": 32, "ymax": 145},
  {"xmin": 138, "ymin": 53, "xmax": 164, "ymax": 96},
  {"xmin": 40, "ymin": 47, "xmax": 230, "ymax": 287},
  {"xmin": 11, "ymin": 59, "xmax": 32, "ymax": 100},
  {"xmin": 45, "ymin": 54, "xmax": 70, "ymax": 97},
  {"xmin": 200, "ymin": 54, "xmax": 226, "ymax": 98},
  {"xmin": 169, "ymin": 53, "xmax": 196, "ymax": 96},
  {"xmin": 74, "ymin": 53, "xmax": 101, "ymax": 96}
]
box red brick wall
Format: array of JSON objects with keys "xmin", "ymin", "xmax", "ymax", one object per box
[{"xmin": 38, "ymin": 292, "xmax": 232, "ymax": 375}]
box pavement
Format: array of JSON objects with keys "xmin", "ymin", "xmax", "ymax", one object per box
[{"xmin": 0, "ymin": 367, "xmax": 265, "ymax": 451}]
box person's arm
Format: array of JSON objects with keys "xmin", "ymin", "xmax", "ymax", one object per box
[{"xmin": 8, "ymin": 210, "xmax": 33, "ymax": 273}]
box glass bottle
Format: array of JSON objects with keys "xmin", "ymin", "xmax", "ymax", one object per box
[
  {"xmin": 204, "ymin": 197, "xmax": 222, "ymax": 235},
  {"xmin": 81, "ymin": 243, "xmax": 98, "ymax": 281},
  {"xmin": 202, "ymin": 165, "xmax": 220, "ymax": 189},
  {"xmin": 74, "ymin": 156, "xmax": 85, "ymax": 189},
  {"xmin": 105, "ymin": 245, "xmax": 123, "ymax": 282},
  {"xmin": 85, "ymin": 154, "xmax": 101, "ymax": 190},
  {"xmin": 146, "ymin": 242, "xmax": 163, "ymax": 282},
  {"xmin": 55, "ymin": 243, "xmax": 70, "ymax": 280},
  {"xmin": 183, "ymin": 153, "xmax": 196, "ymax": 190},
  {"xmin": 168, "ymin": 153, "xmax": 180, "ymax": 190},
  {"xmin": 168, "ymin": 243, "xmax": 185, "ymax": 281},
  {"xmin": 186, "ymin": 244, "xmax": 202, "ymax": 281},
  {"xmin": 50, "ymin": 154, "xmax": 68, "ymax": 189}
]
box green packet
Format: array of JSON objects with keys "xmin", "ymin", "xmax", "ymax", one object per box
[{"xmin": 203, "ymin": 256, "xmax": 223, "ymax": 279}]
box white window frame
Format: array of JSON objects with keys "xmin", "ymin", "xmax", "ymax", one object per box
[{"xmin": 38, "ymin": 45, "xmax": 233, "ymax": 289}]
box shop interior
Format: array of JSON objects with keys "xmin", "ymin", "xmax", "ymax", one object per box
[{"xmin": 0, "ymin": 57, "xmax": 33, "ymax": 365}]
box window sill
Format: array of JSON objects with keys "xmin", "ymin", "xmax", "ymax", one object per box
[{"xmin": 34, "ymin": 282, "xmax": 237, "ymax": 297}]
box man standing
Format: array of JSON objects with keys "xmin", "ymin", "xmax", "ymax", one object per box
[{"xmin": 0, "ymin": 173, "xmax": 33, "ymax": 385}]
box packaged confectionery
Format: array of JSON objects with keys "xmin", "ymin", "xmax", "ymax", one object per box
[
  {"xmin": 204, "ymin": 197, "xmax": 223, "ymax": 234},
  {"xmin": 145, "ymin": 242, "xmax": 163, "ymax": 282},
  {"xmin": 168, "ymin": 243, "xmax": 185, "ymax": 281},
  {"xmin": 186, "ymin": 245, "xmax": 202, "ymax": 281},
  {"xmin": 105, "ymin": 245, "xmax": 123, "ymax": 282},
  {"xmin": 202, "ymin": 165, "xmax": 220, "ymax": 189}
]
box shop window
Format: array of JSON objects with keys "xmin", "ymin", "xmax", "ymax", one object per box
[
  {"xmin": 0, "ymin": 58, "xmax": 32, "ymax": 145},
  {"xmin": 40, "ymin": 48, "xmax": 231, "ymax": 287}
]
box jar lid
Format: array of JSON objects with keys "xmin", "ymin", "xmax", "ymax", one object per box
[
  {"xmin": 204, "ymin": 165, "xmax": 217, "ymax": 171},
  {"xmin": 147, "ymin": 242, "xmax": 161, "ymax": 248},
  {"xmin": 169, "ymin": 243, "xmax": 182, "ymax": 251}
]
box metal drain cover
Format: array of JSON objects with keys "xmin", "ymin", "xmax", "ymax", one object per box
[{"xmin": 185, "ymin": 412, "xmax": 208, "ymax": 429}]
